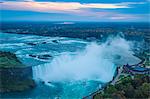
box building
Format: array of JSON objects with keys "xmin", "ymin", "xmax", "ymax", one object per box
[{"xmin": 123, "ymin": 64, "xmax": 150, "ymax": 75}]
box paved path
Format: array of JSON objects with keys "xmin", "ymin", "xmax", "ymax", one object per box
[{"xmin": 111, "ymin": 66, "xmax": 123, "ymax": 85}]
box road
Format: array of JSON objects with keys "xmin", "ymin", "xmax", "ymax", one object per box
[{"xmin": 111, "ymin": 66, "xmax": 123, "ymax": 85}]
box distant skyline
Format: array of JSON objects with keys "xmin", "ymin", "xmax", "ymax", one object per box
[{"xmin": 0, "ymin": 0, "xmax": 150, "ymax": 22}]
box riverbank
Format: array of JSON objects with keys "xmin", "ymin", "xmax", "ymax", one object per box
[
  {"xmin": 92, "ymin": 74, "xmax": 150, "ymax": 99},
  {"xmin": 83, "ymin": 54, "xmax": 150, "ymax": 99},
  {"xmin": 0, "ymin": 51, "xmax": 36, "ymax": 93}
]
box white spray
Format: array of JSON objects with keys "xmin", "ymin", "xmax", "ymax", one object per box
[{"xmin": 32, "ymin": 35, "xmax": 140, "ymax": 83}]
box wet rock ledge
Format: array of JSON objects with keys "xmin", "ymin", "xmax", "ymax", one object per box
[{"xmin": 0, "ymin": 51, "xmax": 36, "ymax": 93}]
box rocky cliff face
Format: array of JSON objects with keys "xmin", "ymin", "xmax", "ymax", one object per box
[{"xmin": 0, "ymin": 51, "xmax": 36, "ymax": 93}]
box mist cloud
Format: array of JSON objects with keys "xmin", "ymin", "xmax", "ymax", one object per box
[{"xmin": 33, "ymin": 35, "xmax": 140, "ymax": 83}]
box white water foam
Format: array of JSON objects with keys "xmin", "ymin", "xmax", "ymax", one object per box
[{"xmin": 32, "ymin": 36, "xmax": 138, "ymax": 84}]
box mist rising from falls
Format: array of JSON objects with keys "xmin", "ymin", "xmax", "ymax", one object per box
[{"xmin": 32, "ymin": 36, "xmax": 135, "ymax": 83}]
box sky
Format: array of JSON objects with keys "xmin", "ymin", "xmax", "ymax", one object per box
[{"xmin": 0, "ymin": 0, "xmax": 150, "ymax": 22}]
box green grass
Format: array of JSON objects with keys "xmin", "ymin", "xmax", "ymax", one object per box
[
  {"xmin": 0, "ymin": 51, "xmax": 36, "ymax": 92},
  {"xmin": 0, "ymin": 51, "xmax": 25, "ymax": 68}
]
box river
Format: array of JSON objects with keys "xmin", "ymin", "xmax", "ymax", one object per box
[{"xmin": 0, "ymin": 32, "xmax": 140, "ymax": 98}]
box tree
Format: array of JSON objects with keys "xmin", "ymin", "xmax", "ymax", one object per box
[
  {"xmin": 112, "ymin": 91, "xmax": 126, "ymax": 99},
  {"xmin": 124, "ymin": 83, "xmax": 135, "ymax": 98},
  {"xmin": 93, "ymin": 93, "xmax": 103, "ymax": 99},
  {"xmin": 105, "ymin": 85, "xmax": 117, "ymax": 94}
]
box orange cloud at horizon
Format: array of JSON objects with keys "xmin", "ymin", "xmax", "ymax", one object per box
[
  {"xmin": 1, "ymin": 1, "xmax": 131, "ymax": 13},
  {"xmin": 1, "ymin": 1, "xmax": 144, "ymax": 20}
]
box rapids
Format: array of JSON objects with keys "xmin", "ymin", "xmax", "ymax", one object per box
[{"xmin": 0, "ymin": 32, "xmax": 140, "ymax": 98}]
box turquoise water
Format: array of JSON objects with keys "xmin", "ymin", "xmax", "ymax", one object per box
[
  {"xmin": 0, "ymin": 32, "xmax": 87, "ymax": 66},
  {"xmin": 0, "ymin": 32, "xmax": 140, "ymax": 98}
]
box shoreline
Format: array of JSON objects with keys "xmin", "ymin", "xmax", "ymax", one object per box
[
  {"xmin": 83, "ymin": 55, "xmax": 146, "ymax": 99},
  {"xmin": 0, "ymin": 51, "xmax": 36, "ymax": 93}
]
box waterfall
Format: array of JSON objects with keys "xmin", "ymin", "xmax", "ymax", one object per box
[
  {"xmin": 32, "ymin": 64, "xmax": 48, "ymax": 81},
  {"xmin": 32, "ymin": 36, "xmax": 137, "ymax": 83}
]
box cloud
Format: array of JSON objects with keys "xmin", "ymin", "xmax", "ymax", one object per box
[
  {"xmin": 2, "ymin": 0, "xmax": 34, "ymax": 1},
  {"xmin": 0, "ymin": 2, "xmax": 113, "ymax": 18},
  {"xmin": 1, "ymin": 1, "xmax": 147, "ymax": 21},
  {"xmin": 1, "ymin": 1, "xmax": 146, "ymax": 17},
  {"xmin": 109, "ymin": 14, "xmax": 149, "ymax": 21},
  {"xmin": 110, "ymin": 15, "xmax": 137, "ymax": 20},
  {"xmin": 1, "ymin": 1, "xmax": 145, "ymax": 13}
]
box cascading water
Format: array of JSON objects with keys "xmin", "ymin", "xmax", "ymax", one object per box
[
  {"xmin": 32, "ymin": 35, "xmax": 140, "ymax": 98},
  {"xmin": 32, "ymin": 43, "xmax": 117, "ymax": 83},
  {"xmin": 0, "ymin": 32, "xmax": 141, "ymax": 98}
]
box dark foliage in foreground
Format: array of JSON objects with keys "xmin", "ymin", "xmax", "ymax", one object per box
[{"xmin": 93, "ymin": 74, "xmax": 150, "ymax": 99}]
